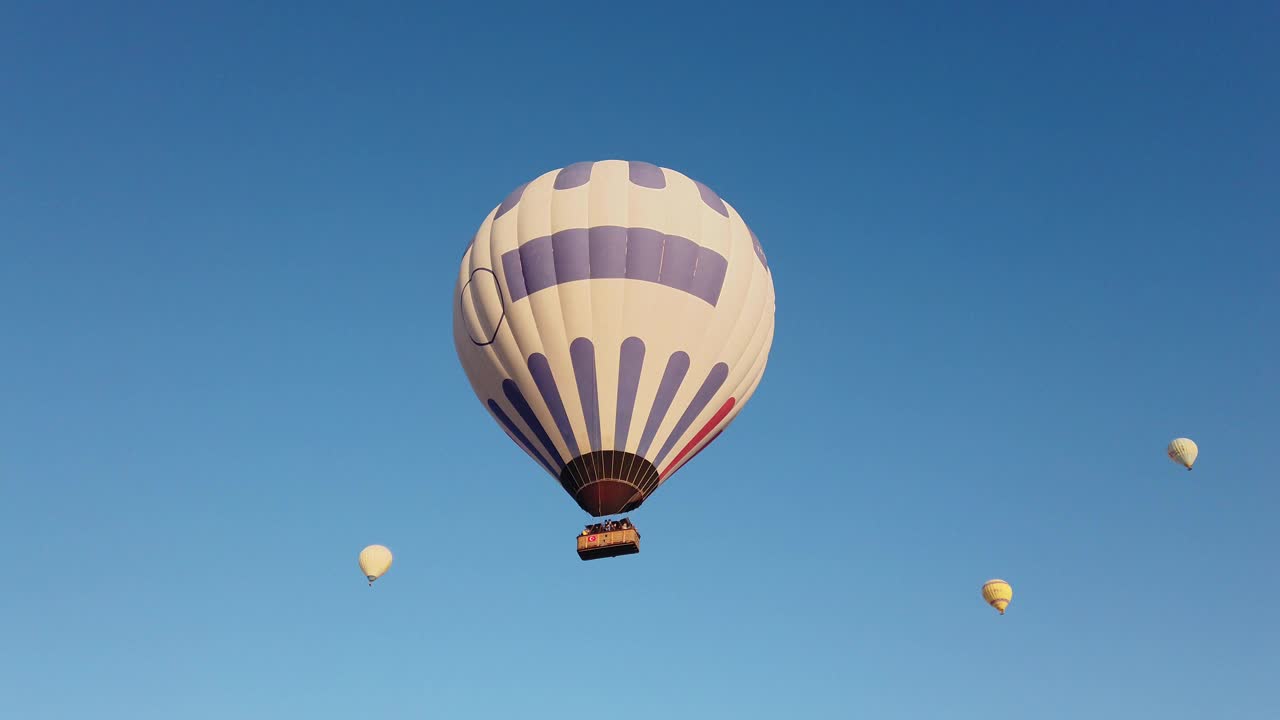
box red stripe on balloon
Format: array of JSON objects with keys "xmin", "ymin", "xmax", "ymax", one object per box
[{"xmin": 660, "ymin": 397, "xmax": 735, "ymax": 480}]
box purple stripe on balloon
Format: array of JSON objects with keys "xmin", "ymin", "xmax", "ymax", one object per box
[
  {"xmin": 500, "ymin": 227, "xmax": 727, "ymax": 306},
  {"xmin": 502, "ymin": 379, "xmax": 564, "ymax": 467},
  {"xmin": 614, "ymin": 337, "xmax": 645, "ymax": 451},
  {"xmin": 658, "ymin": 234, "xmax": 698, "ymax": 293},
  {"xmin": 570, "ymin": 338, "xmax": 601, "ymax": 452},
  {"xmin": 628, "ymin": 161, "xmax": 666, "ymax": 189},
  {"xmin": 653, "ymin": 362, "xmax": 729, "ymax": 467},
  {"xmin": 624, "ymin": 228, "xmax": 663, "ymax": 283},
  {"xmin": 528, "ymin": 353, "xmax": 581, "ymax": 459},
  {"xmin": 637, "ymin": 351, "xmax": 690, "ymax": 457},
  {"xmin": 690, "ymin": 247, "xmax": 729, "ymax": 305},
  {"xmin": 748, "ymin": 226, "xmax": 768, "ymax": 269},
  {"xmin": 495, "ymin": 182, "xmax": 529, "ymax": 219},
  {"xmin": 554, "ymin": 162, "xmax": 594, "ymax": 189},
  {"xmin": 694, "ymin": 180, "xmax": 729, "ymax": 217},
  {"xmin": 488, "ymin": 398, "xmax": 559, "ymax": 476},
  {"xmin": 589, "ymin": 226, "xmax": 627, "ymax": 278}
]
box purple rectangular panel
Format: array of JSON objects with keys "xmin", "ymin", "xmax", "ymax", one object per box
[
  {"xmin": 518, "ymin": 235, "xmax": 557, "ymax": 297},
  {"xmin": 502, "ymin": 249, "xmax": 528, "ymax": 302},
  {"xmin": 552, "ymin": 229, "xmax": 590, "ymax": 284},
  {"xmin": 689, "ymin": 247, "xmax": 729, "ymax": 306},
  {"xmin": 628, "ymin": 161, "xmax": 666, "ymax": 189},
  {"xmin": 554, "ymin": 161, "xmax": 594, "ymax": 189},
  {"xmin": 658, "ymin": 234, "xmax": 698, "ymax": 293},
  {"xmin": 625, "ymin": 228, "xmax": 664, "ymax": 283},
  {"xmin": 588, "ymin": 226, "xmax": 628, "ymax": 278},
  {"xmin": 496, "ymin": 227, "xmax": 728, "ymax": 307}
]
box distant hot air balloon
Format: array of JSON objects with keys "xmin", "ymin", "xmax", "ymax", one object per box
[
  {"xmin": 982, "ymin": 579, "xmax": 1013, "ymax": 615},
  {"xmin": 359, "ymin": 545, "xmax": 393, "ymax": 586},
  {"xmin": 453, "ymin": 161, "xmax": 775, "ymax": 551},
  {"xmin": 1168, "ymin": 438, "xmax": 1198, "ymax": 471}
]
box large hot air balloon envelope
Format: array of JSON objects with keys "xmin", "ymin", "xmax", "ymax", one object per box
[
  {"xmin": 359, "ymin": 545, "xmax": 393, "ymax": 586},
  {"xmin": 1167, "ymin": 438, "xmax": 1198, "ymax": 471},
  {"xmin": 453, "ymin": 160, "xmax": 775, "ymax": 519}
]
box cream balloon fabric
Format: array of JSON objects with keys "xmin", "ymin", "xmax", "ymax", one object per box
[
  {"xmin": 453, "ymin": 160, "xmax": 775, "ymax": 517},
  {"xmin": 1167, "ymin": 438, "xmax": 1198, "ymax": 470},
  {"xmin": 359, "ymin": 545, "xmax": 393, "ymax": 585},
  {"xmin": 982, "ymin": 579, "xmax": 1013, "ymax": 615}
]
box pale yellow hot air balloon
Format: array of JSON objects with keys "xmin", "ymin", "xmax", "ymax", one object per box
[
  {"xmin": 1167, "ymin": 438, "xmax": 1198, "ymax": 471},
  {"xmin": 359, "ymin": 545, "xmax": 393, "ymax": 586},
  {"xmin": 981, "ymin": 579, "xmax": 1013, "ymax": 615}
]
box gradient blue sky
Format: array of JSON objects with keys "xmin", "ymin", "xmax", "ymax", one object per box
[{"xmin": 2, "ymin": 2, "xmax": 1277, "ymax": 718}]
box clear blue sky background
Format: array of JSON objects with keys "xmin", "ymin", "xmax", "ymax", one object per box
[{"xmin": 2, "ymin": 2, "xmax": 1277, "ymax": 718}]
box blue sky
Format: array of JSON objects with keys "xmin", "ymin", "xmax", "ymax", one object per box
[{"xmin": 2, "ymin": 1, "xmax": 1277, "ymax": 718}]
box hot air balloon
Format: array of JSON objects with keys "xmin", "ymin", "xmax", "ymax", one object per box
[
  {"xmin": 359, "ymin": 545, "xmax": 393, "ymax": 586},
  {"xmin": 1168, "ymin": 438, "xmax": 1198, "ymax": 471},
  {"xmin": 982, "ymin": 579, "xmax": 1013, "ymax": 615},
  {"xmin": 453, "ymin": 160, "xmax": 775, "ymax": 559}
]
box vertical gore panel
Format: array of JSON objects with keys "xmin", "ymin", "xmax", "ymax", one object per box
[
  {"xmin": 636, "ymin": 351, "xmax": 691, "ymax": 457},
  {"xmin": 528, "ymin": 353, "xmax": 581, "ymax": 459},
  {"xmin": 615, "ymin": 337, "xmax": 646, "ymax": 451},
  {"xmin": 502, "ymin": 379, "xmax": 564, "ymax": 467},
  {"xmin": 488, "ymin": 398, "xmax": 560, "ymax": 476},
  {"xmin": 654, "ymin": 363, "xmax": 730, "ymax": 466},
  {"xmin": 570, "ymin": 338, "xmax": 601, "ymax": 452}
]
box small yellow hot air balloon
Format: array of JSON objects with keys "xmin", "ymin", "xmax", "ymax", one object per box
[
  {"xmin": 1167, "ymin": 438, "xmax": 1198, "ymax": 471},
  {"xmin": 981, "ymin": 579, "xmax": 1013, "ymax": 615},
  {"xmin": 359, "ymin": 545, "xmax": 393, "ymax": 586}
]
